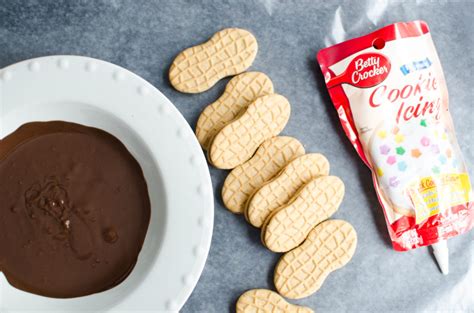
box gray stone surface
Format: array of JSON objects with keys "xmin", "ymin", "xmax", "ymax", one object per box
[{"xmin": 0, "ymin": 1, "xmax": 473, "ymax": 312}]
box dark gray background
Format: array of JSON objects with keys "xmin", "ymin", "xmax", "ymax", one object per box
[{"xmin": 1, "ymin": 1, "xmax": 473, "ymax": 312}]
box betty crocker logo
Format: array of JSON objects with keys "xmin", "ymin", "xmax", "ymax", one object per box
[
  {"xmin": 327, "ymin": 53, "xmax": 391, "ymax": 88},
  {"xmin": 350, "ymin": 53, "xmax": 390, "ymax": 86}
]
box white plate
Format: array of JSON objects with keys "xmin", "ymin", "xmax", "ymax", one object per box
[{"xmin": 0, "ymin": 56, "xmax": 214, "ymax": 312}]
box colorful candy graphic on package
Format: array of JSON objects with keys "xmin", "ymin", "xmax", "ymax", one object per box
[{"xmin": 317, "ymin": 21, "xmax": 473, "ymax": 253}]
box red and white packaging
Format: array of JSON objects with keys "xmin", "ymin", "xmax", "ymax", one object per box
[{"xmin": 317, "ymin": 21, "xmax": 473, "ymax": 255}]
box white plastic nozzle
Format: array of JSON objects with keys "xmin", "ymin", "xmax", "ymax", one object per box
[{"xmin": 432, "ymin": 240, "xmax": 449, "ymax": 275}]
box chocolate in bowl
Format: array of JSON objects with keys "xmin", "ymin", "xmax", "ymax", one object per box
[{"xmin": 0, "ymin": 121, "xmax": 151, "ymax": 298}]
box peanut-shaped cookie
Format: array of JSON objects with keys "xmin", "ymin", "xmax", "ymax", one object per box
[
  {"xmin": 261, "ymin": 176, "xmax": 344, "ymax": 252},
  {"xmin": 222, "ymin": 136, "xmax": 304, "ymax": 214},
  {"xmin": 236, "ymin": 289, "xmax": 314, "ymax": 313},
  {"xmin": 246, "ymin": 153, "xmax": 329, "ymax": 227},
  {"xmin": 196, "ymin": 72, "xmax": 274, "ymax": 150},
  {"xmin": 169, "ymin": 28, "xmax": 258, "ymax": 93},
  {"xmin": 208, "ymin": 94, "xmax": 291, "ymax": 169},
  {"xmin": 274, "ymin": 220, "xmax": 357, "ymax": 299}
]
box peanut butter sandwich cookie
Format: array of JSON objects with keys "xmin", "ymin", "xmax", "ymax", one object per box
[
  {"xmin": 236, "ymin": 289, "xmax": 314, "ymax": 313},
  {"xmin": 169, "ymin": 28, "xmax": 258, "ymax": 93},
  {"xmin": 208, "ymin": 94, "xmax": 291, "ymax": 169},
  {"xmin": 274, "ymin": 220, "xmax": 357, "ymax": 299},
  {"xmin": 196, "ymin": 72, "xmax": 274, "ymax": 150},
  {"xmin": 246, "ymin": 153, "xmax": 329, "ymax": 227},
  {"xmin": 261, "ymin": 176, "xmax": 344, "ymax": 252},
  {"xmin": 222, "ymin": 136, "xmax": 304, "ymax": 214}
]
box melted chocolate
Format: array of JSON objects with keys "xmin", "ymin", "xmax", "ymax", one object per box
[{"xmin": 0, "ymin": 121, "xmax": 151, "ymax": 298}]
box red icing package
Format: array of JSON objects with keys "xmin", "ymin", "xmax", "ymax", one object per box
[{"xmin": 317, "ymin": 21, "xmax": 473, "ymax": 254}]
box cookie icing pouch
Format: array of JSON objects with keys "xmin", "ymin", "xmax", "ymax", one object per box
[{"xmin": 317, "ymin": 21, "xmax": 473, "ymax": 260}]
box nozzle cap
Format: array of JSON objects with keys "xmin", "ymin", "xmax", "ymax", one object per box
[{"xmin": 432, "ymin": 240, "xmax": 449, "ymax": 275}]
